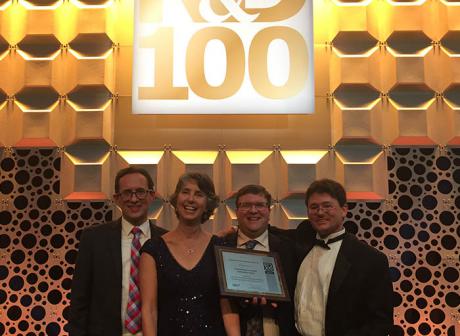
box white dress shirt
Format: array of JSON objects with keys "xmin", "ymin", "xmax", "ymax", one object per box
[
  {"xmin": 237, "ymin": 229, "xmax": 280, "ymax": 336},
  {"xmin": 121, "ymin": 218, "xmax": 151, "ymax": 336},
  {"xmin": 295, "ymin": 229, "xmax": 346, "ymax": 336}
]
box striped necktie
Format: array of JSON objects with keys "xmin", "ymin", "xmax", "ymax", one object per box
[{"xmin": 125, "ymin": 226, "xmax": 142, "ymax": 334}]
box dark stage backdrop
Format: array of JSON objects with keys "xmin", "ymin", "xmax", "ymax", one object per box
[{"xmin": 0, "ymin": 147, "xmax": 459, "ymax": 336}]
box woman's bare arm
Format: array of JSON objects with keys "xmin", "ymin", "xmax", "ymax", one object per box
[{"xmin": 220, "ymin": 297, "xmax": 241, "ymax": 336}]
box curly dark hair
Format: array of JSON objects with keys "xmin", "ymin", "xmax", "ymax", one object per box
[
  {"xmin": 170, "ymin": 172, "xmax": 219, "ymax": 223},
  {"xmin": 305, "ymin": 179, "xmax": 347, "ymax": 207}
]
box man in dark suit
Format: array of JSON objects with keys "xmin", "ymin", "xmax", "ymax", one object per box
[
  {"xmin": 224, "ymin": 184, "xmax": 299, "ymax": 336},
  {"xmin": 291, "ymin": 179, "xmax": 393, "ymax": 336},
  {"xmin": 68, "ymin": 166, "xmax": 167, "ymax": 336}
]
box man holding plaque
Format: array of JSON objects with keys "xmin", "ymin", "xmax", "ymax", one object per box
[
  {"xmin": 223, "ymin": 184, "xmax": 299, "ymax": 336},
  {"xmin": 292, "ymin": 179, "xmax": 393, "ymax": 336}
]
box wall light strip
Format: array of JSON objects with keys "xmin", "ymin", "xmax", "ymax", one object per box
[
  {"xmin": 14, "ymin": 100, "xmax": 59, "ymax": 113},
  {"xmin": 443, "ymin": 99, "xmax": 460, "ymax": 110},
  {"xmin": 336, "ymin": 152, "xmax": 382, "ymax": 164},
  {"xmin": 172, "ymin": 151, "xmax": 218, "ymax": 164},
  {"xmin": 68, "ymin": 48, "xmax": 113, "ymax": 60},
  {"xmin": 386, "ymin": 45, "xmax": 433, "ymax": 57},
  {"xmin": 280, "ymin": 150, "xmax": 328, "ymax": 164},
  {"xmin": 19, "ymin": 0, "xmax": 63, "ymax": 10},
  {"xmin": 440, "ymin": 0, "xmax": 460, "ymax": 6},
  {"xmin": 0, "ymin": 50, "xmax": 9, "ymax": 61},
  {"xmin": 334, "ymin": 98, "xmax": 381, "ymax": 110},
  {"xmin": 226, "ymin": 151, "xmax": 272, "ymax": 164},
  {"xmin": 118, "ymin": 151, "xmax": 164, "ymax": 165},
  {"xmin": 332, "ymin": 45, "xmax": 379, "ymax": 58},
  {"xmin": 388, "ymin": 97, "xmax": 436, "ymax": 110},
  {"xmin": 66, "ymin": 99, "xmax": 112, "ymax": 112},
  {"xmin": 386, "ymin": 0, "xmax": 427, "ymax": 6},
  {"xmin": 440, "ymin": 46, "xmax": 460, "ymax": 57},
  {"xmin": 66, "ymin": 152, "xmax": 110, "ymax": 164},
  {"xmin": 16, "ymin": 49, "xmax": 61, "ymax": 61},
  {"xmin": 0, "ymin": 0, "xmax": 12, "ymax": 10},
  {"xmin": 331, "ymin": 0, "xmax": 372, "ymax": 6},
  {"xmin": 70, "ymin": 0, "xmax": 113, "ymax": 9}
]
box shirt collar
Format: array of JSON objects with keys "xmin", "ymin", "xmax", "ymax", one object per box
[
  {"xmin": 316, "ymin": 228, "xmax": 346, "ymax": 242},
  {"xmin": 121, "ymin": 217, "xmax": 150, "ymax": 238},
  {"xmin": 237, "ymin": 228, "xmax": 269, "ymax": 248}
]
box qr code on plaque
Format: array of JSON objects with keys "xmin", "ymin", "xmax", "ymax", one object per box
[{"xmin": 263, "ymin": 262, "xmax": 274, "ymax": 274}]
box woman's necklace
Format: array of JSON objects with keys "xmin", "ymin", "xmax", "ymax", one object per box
[
  {"xmin": 183, "ymin": 236, "xmax": 200, "ymax": 255},
  {"xmin": 185, "ymin": 247, "xmax": 195, "ymax": 255},
  {"xmin": 177, "ymin": 226, "xmax": 204, "ymax": 256}
]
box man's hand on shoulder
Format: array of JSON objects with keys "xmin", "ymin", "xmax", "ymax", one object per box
[{"xmin": 216, "ymin": 225, "xmax": 237, "ymax": 238}]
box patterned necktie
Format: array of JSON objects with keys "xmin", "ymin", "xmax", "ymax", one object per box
[
  {"xmin": 125, "ymin": 226, "xmax": 142, "ymax": 334},
  {"xmin": 245, "ymin": 239, "xmax": 258, "ymax": 250},
  {"xmin": 244, "ymin": 239, "xmax": 264, "ymax": 336}
]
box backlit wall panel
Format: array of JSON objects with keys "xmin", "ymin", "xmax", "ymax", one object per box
[
  {"xmin": 0, "ymin": 149, "xmax": 113, "ymax": 336},
  {"xmin": 0, "ymin": 0, "xmax": 459, "ymax": 335},
  {"xmin": 1, "ymin": 148, "xmax": 459, "ymax": 335}
]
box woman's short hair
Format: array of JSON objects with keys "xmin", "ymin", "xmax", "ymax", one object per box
[{"xmin": 170, "ymin": 172, "xmax": 220, "ymax": 223}]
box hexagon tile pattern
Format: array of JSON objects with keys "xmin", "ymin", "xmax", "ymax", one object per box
[{"xmin": 0, "ymin": 147, "xmax": 459, "ymax": 335}]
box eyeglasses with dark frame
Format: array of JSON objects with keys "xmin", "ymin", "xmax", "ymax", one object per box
[{"xmin": 117, "ymin": 188, "xmax": 153, "ymax": 201}]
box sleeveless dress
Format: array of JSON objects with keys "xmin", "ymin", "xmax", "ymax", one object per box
[{"xmin": 141, "ymin": 235, "xmax": 226, "ymax": 336}]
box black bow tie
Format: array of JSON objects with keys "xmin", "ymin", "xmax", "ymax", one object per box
[{"xmin": 314, "ymin": 232, "xmax": 347, "ymax": 250}]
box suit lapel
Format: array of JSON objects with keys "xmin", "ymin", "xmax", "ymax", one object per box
[
  {"xmin": 268, "ymin": 232, "xmax": 280, "ymax": 252},
  {"xmin": 107, "ymin": 219, "xmax": 123, "ymax": 292},
  {"xmin": 148, "ymin": 219, "xmax": 168, "ymax": 237},
  {"xmin": 298, "ymin": 240, "xmax": 315, "ymax": 263},
  {"xmin": 225, "ymin": 231, "xmax": 238, "ymax": 247},
  {"xmin": 148, "ymin": 220, "xmax": 157, "ymax": 237},
  {"xmin": 327, "ymin": 234, "xmax": 352, "ymax": 297}
]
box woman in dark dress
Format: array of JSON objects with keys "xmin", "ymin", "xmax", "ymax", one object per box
[{"xmin": 139, "ymin": 172, "xmax": 240, "ymax": 336}]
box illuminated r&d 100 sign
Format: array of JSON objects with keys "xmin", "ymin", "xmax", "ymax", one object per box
[{"xmin": 132, "ymin": 0, "xmax": 314, "ymax": 114}]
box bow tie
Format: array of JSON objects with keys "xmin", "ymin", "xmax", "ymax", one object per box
[{"xmin": 314, "ymin": 232, "xmax": 347, "ymax": 250}]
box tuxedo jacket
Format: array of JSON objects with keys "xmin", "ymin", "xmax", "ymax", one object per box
[
  {"xmin": 68, "ymin": 219, "xmax": 167, "ymax": 336},
  {"xmin": 272, "ymin": 220, "xmax": 394, "ymax": 336},
  {"xmin": 223, "ymin": 230, "xmax": 300, "ymax": 336}
]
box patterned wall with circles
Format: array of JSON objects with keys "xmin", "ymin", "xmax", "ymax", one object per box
[
  {"xmin": 0, "ymin": 149, "xmax": 113, "ymax": 336},
  {"xmin": 345, "ymin": 147, "xmax": 460, "ymax": 336},
  {"xmin": 0, "ymin": 147, "xmax": 459, "ymax": 335}
]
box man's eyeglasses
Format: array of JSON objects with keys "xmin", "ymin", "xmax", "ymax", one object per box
[
  {"xmin": 237, "ymin": 202, "xmax": 268, "ymax": 211},
  {"xmin": 117, "ymin": 188, "xmax": 153, "ymax": 201},
  {"xmin": 308, "ymin": 203, "xmax": 335, "ymax": 213}
]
